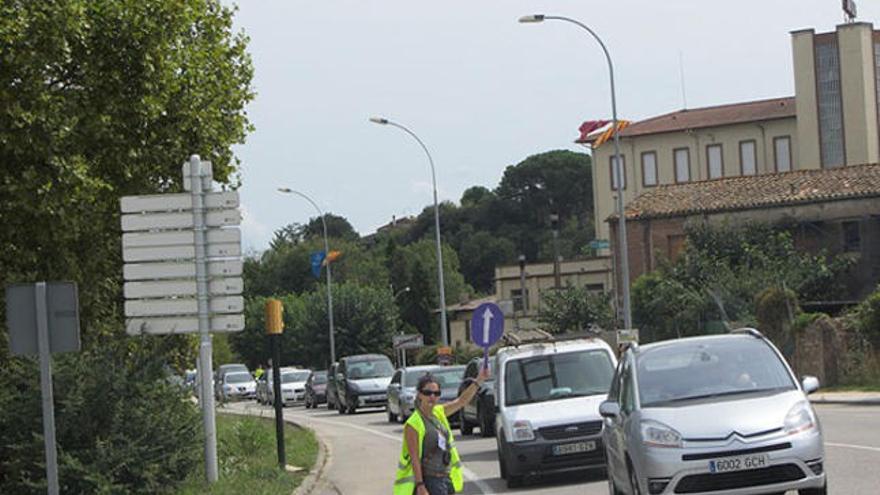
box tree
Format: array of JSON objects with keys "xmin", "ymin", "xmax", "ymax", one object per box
[{"xmin": 537, "ymin": 287, "xmax": 616, "ymax": 334}]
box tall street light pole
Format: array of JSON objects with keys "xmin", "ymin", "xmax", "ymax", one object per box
[
  {"xmin": 519, "ymin": 14, "xmax": 633, "ymax": 329},
  {"xmin": 370, "ymin": 117, "xmax": 450, "ymax": 346},
  {"xmin": 277, "ymin": 188, "xmax": 337, "ymax": 363}
]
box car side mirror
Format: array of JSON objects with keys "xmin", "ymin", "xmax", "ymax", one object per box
[
  {"xmin": 801, "ymin": 375, "xmax": 820, "ymax": 395},
  {"xmin": 599, "ymin": 400, "xmax": 621, "ymax": 418}
]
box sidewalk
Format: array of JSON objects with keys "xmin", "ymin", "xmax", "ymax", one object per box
[{"xmin": 809, "ymin": 391, "xmax": 880, "ymax": 405}]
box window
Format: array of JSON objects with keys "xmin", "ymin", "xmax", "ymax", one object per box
[
  {"xmin": 464, "ymin": 320, "xmax": 471, "ymax": 342},
  {"xmin": 511, "ymin": 288, "xmax": 528, "ymax": 312},
  {"xmin": 739, "ymin": 140, "xmax": 757, "ymax": 175},
  {"xmin": 843, "ymin": 221, "xmax": 861, "ymax": 252},
  {"xmin": 816, "ymin": 40, "xmax": 845, "ymax": 168},
  {"xmin": 706, "ymin": 144, "xmax": 723, "ymax": 179},
  {"xmin": 774, "ymin": 136, "xmax": 792, "ymax": 172},
  {"xmin": 610, "ymin": 155, "xmax": 626, "ymax": 190},
  {"xmin": 674, "ymin": 148, "xmax": 690, "ymax": 183},
  {"xmin": 586, "ymin": 283, "xmax": 605, "ymax": 293},
  {"xmin": 504, "ymin": 350, "xmax": 615, "ymax": 406},
  {"xmin": 641, "ymin": 151, "xmax": 658, "ymax": 187}
]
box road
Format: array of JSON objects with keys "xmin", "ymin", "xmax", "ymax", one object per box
[{"xmin": 228, "ymin": 402, "xmax": 880, "ymax": 494}]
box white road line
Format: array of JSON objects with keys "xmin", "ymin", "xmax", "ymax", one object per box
[
  {"xmin": 825, "ymin": 442, "xmax": 880, "ymax": 453},
  {"xmin": 288, "ymin": 410, "xmax": 493, "ymax": 494}
]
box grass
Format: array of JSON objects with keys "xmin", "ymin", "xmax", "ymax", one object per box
[
  {"xmin": 176, "ymin": 413, "xmax": 318, "ymax": 495},
  {"xmin": 821, "ymin": 383, "xmax": 880, "ymax": 392}
]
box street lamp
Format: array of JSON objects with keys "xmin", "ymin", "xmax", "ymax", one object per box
[
  {"xmin": 369, "ymin": 116, "xmax": 450, "ymax": 346},
  {"xmin": 276, "ymin": 187, "xmax": 337, "ymax": 363},
  {"xmin": 518, "ymin": 14, "xmax": 633, "ymax": 329}
]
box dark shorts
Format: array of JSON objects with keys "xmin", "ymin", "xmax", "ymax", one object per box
[{"xmin": 421, "ymin": 475, "xmax": 453, "ymax": 495}]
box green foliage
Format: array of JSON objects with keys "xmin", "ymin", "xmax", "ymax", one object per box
[
  {"xmin": 791, "ymin": 312, "xmax": 828, "ymax": 335},
  {"xmin": 851, "ymin": 286, "xmax": 880, "ymax": 347},
  {"xmin": 537, "ymin": 287, "xmax": 616, "ymax": 334},
  {"xmin": 413, "ymin": 344, "xmax": 485, "ymax": 365},
  {"xmin": 632, "ymin": 223, "xmax": 853, "ymax": 343},
  {"xmin": 754, "ymin": 287, "xmax": 799, "ymax": 343}
]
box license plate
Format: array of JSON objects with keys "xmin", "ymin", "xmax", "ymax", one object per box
[
  {"xmin": 552, "ymin": 441, "xmax": 595, "ymax": 456},
  {"xmin": 708, "ymin": 454, "xmax": 769, "ymax": 473}
]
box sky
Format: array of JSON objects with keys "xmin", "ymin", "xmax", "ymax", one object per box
[{"xmin": 228, "ymin": 0, "xmax": 880, "ymax": 253}]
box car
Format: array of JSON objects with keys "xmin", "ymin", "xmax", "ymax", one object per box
[
  {"xmin": 335, "ymin": 354, "xmax": 394, "ymax": 414},
  {"xmin": 219, "ymin": 371, "xmax": 257, "ymax": 402},
  {"xmin": 458, "ymin": 356, "xmax": 497, "ymax": 437},
  {"xmin": 600, "ymin": 329, "xmax": 827, "ymax": 495},
  {"xmin": 387, "ymin": 365, "xmax": 465, "ymax": 424},
  {"xmin": 495, "ymin": 337, "xmax": 618, "ymax": 488},
  {"xmin": 214, "ymin": 363, "xmax": 250, "ymax": 399},
  {"xmin": 266, "ymin": 368, "xmax": 312, "ymax": 406},
  {"xmin": 326, "ymin": 362, "xmax": 340, "ymax": 410},
  {"xmin": 255, "ymin": 371, "xmax": 270, "ymax": 405},
  {"xmin": 304, "ymin": 370, "xmax": 328, "ymax": 408}
]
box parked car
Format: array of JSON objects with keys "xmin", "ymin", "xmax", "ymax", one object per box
[
  {"xmin": 266, "ymin": 368, "xmax": 312, "ymax": 406},
  {"xmin": 600, "ymin": 329, "xmax": 827, "ymax": 495},
  {"xmin": 495, "ymin": 338, "xmax": 617, "ymax": 488},
  {"xmin": 386, "ymin": 365, "xmax": 465, "ymax": 424},
  {"xmin": 219, "ymin": 371, "xmax": 257, "ymax": 402},
  {"xmin": 326, "ymin": 362, "xmax": 340, "ymax": 410},
  {"xmin": 304, "ymin": 370, "xmax": 328, "ymax": 408},
  {"xmin": 458, "ymin": 356, "xmax": 497, "ymax": 437},
  {"xmin": 336, "ymin": 354, "xmax": 394, "ymax": 414},
  {"xmin": 214, "ymin": 363, "xmax": 250, "ymax": 399}
]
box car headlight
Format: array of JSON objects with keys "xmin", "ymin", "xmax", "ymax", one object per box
[
  {"xmin": 641, "ymin": 420, "xmax": 682, "ymax": 448},
  {"xmin": 511, "ymin": 420, "xmax": 535, "ymax": 442},
  {"xmin": 348, "ymin": 382, "xmax": 361, "ymax": 392},
  {"xmin": 784, "ymin": 401, "xmax": 817, "ymax": 435}
]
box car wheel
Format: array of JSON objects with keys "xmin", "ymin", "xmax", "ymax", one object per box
[
  {"xmin": 388, "ymin": 406, "xmax": 398, "ymax": 423},
  {"xmin": 627, "ymin": 459, "xmax": 642, "ymax": 495},
  {"xmin": 799, "ymin": 482, "xmax": 828, "ymax": 495},
  {"xmin": 337, "ymin": 399, "xmax": 346, "ymax": 415},
  {"xmin": 479, "ymin": 405, "xmax": 494, "ymax": 438},
  {"xmin": 496, "ymin": 432, "xmax": 508, "ymax": 480},
  {"xmin": 327, "ymin": 397, "xmax": 335, "ymax": 410},
  {"xmin": 347, "ymin": 400, "xmax": 357, "ymax": 414}
]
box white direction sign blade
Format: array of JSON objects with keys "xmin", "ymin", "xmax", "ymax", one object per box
[
  {"xmin": 124, "ymin": 277, "xmax": 243, "ymax": 299},
  {"xmin": 122, "ymin": 242, "xmax": 241, "ymax": 262},
  {"xmin": 126, "ymin": 314, "xmax": 245, "ymax": 335},
  {"xmin": 120, "ymin": 190, "xmax": 238, "ymax": 213},
  {"xmin": 121, "ymin": 209, "xmax": 240, "ymax": 232},
  {"xmin": 123, "ymin": 260, "xmax": 243, "ymax": 281},
  {"xmin": 124, "ymin": 296, "xmax": 244, "ymax": 317},
  {"xmin": 122, "ymin": 228, "xmax": 240, "ymax": 249}
]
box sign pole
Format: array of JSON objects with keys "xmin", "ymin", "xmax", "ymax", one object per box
[
  {"xmin": 191, "ymin": 155, "xmax": 219, "ymax": 482},
  {"xmin": 35, "ymin": 282, "xmax": 60, "ymax": 495},
  {"xmin": 265, "ymin": 299, "xmax": 286, "ymax": 467}
]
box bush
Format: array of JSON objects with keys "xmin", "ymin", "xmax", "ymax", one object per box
[
  {"xmin": 755, "ymin": 286, "xmax": 800, "ymax": 344},
  {"xmin": 851, "ymin": 287, "xmax": 880, "ymax": 347},
  {"xmin": 537, "ymin": 287, "xmax": 616, "ymax": 334}
]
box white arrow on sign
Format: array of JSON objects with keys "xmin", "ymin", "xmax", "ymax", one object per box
[
  {"xmin": 481, "ymin": 308, "xmax": 494, "ymax": 344},
  {"xmin": 123, "ymin": 260, "xmax": 243, "ymax": 281},
  {"xmin": 120, "ymin": 190, "xmax": 238, "ymax": 213},
  {"xmin": 122, "ymin": 228, "xmax": 240, "ymax": 249},
  {"xmin": 124, "ymin": 277, "xmax": 243, "ymax": 299},
  {"xmin": 124, "ymin": 296, "xmax": 244, "ymax": 317},
  {"xmin": 126, "ymin": 314, "xmax": 245, "ymax": 335},
  {"xmin": 121, "ymin": 209, "xmax": 240, "ymax": 232},
  {"xmin": 122, "ymin": 242, "xmax": 241, "ymax": 262}
]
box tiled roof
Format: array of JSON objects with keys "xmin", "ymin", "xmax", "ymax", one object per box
[
  {"xmin": 616, "ymin": 164, "xmax": 880, "ymax": 221},
  {"xmin": 444, "ymin": 296, "xmax": 496, "ymax": 313},
  {"xmin": 585, "ymin": 97, "xmax": 796, "ymax": 142}
]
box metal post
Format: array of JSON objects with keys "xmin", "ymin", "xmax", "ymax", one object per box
[
  {"xmin": 550, "ymin": 214, "xmax": 561, "ymax": 289},
  {"xmin": 35, "ymin": 282, "xmax": 59, "ymax": 495},
  {"xmin": 518, "ymin": 255, "xmax": 528, "ymax": 313},
  {"xmin": 190, "ymin": 154, "xmax": 218, "ymax": 482},
  {"xmin": 271, "ymin": 337, "xmax": 286, "ymax": 466}
]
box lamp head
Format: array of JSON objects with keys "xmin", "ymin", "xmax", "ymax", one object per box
[
  {"xmin": 518, "ymin": 14, "xmax": 545, "ymax": 23},
  {"xmin": 277, "ymin": 187, "xmax": 292, "ymax": 193},
  {"xmin": 369, "ymin": 116, "xmax": 389, "ymax": 125}
]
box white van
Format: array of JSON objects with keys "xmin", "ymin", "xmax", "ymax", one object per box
[{"xmin": 495, "ymin": 338, "xmax": 618, "ymax": 488}]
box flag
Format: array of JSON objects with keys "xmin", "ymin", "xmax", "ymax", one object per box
[
  {"xmin": 310, "ymin": 251, "xmax": 326, "ymax": 278},
  {"xmin": 322, "ymin": 250, "xmax": 342, "ymax": 266},
  {"xmin": 592, "ymin": 120, "xmax": 631, "ymax": 148},
  {"xmin": 576, "ymin": 120, "xmax": 610, "ymax": 143}
]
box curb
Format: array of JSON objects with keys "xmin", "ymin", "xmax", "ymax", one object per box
[{"xmin": 810, "ymin": 398, "xmax": 880, "ymax": 406}]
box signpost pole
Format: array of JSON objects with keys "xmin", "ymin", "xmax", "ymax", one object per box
[
  {"xmin": 265, "ymin": 299, "xmax": 286, "ymax": 467},
  {"xmin": 191, "ymin": 155, "xmax": 218, "ymax": 482},
  {"xmin": 35, "ymin": 282, "xmax": 60, "ymax": 495}
]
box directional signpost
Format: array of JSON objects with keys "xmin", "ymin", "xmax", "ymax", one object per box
[
  {"xmin": 471, "ymin": 302, "xmax": 505, "ymax": 370},
  {"xmin": 119, "ymin": 155, "xmax": 243, "ymax": 483}
]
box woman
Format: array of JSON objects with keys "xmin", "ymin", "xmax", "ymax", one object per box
[{"xmin": 393, "ymin": 366, "xmax": 491, "ymax": 495}]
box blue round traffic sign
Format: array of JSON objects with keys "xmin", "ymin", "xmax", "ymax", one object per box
[{"xmin": 470, "ymin": 303, "xmax": 504, "ymax": 348}]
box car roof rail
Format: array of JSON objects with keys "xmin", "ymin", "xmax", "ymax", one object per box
[{"xmin": 730, "ymin": 327, "xmax": 764, "ymax": 339}]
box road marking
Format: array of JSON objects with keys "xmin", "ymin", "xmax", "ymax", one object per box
[
  {"xmin": 826, "ymin": 442, "xmax": 880, "ymax": 453},
  {"xmin": 288, "ymin": 410, "xmax": 493, "ymax": 494}
]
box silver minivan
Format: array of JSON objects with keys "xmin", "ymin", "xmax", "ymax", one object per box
[{"xmin": 600, "ymin": 329, "xmax": 826, "ymax": 495}]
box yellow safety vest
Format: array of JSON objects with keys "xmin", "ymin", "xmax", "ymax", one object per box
[{"xmin": 393, "ymin": 405, "xmax": 463, "ymax": 494}]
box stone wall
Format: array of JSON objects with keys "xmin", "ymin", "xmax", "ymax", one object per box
[{"xmin": 792, "ymin": 316, "xmax": 879, "ymax": 386}]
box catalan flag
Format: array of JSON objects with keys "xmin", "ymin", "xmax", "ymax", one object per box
[
  {"xmin": 322, "ymin": 250, "xmax": 342, "ymax": 266},
  {"xmin": 576, "ymin": 120, "xmax": 610, "ymax": 143},
  {"xmin": 591, "ymin": 120, "xmax": 631, "ymax": 148}
]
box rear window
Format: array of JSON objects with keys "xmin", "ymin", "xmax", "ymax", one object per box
[
  {"xmin": 312, "ymin": 372, "xmax": 327, "ymax": 384},
  {"xmin": 225, "ymin": 372, "xmax": 252, "ymax": 384},
  {"xmin": 347, "ymin": 358, "xmax": 394, "ymax": 379},
  {"xmin": 282, "ymin": 371, "xmax": 311, "ymax": 383},
  {"xmin": 504, "ymin": 349, "xmax": 615, "ymax": 406}
]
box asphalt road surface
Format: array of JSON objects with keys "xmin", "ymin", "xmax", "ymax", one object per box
[{"xmin": 228, "ymin": 402, "xmax": 880, "ymax": 494}]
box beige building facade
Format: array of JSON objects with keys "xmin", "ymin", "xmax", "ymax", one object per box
[{"xmin": 494, "ymin": 257, "xmax": 612, "ymax": 315}]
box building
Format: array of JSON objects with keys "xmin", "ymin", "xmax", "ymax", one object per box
[{"xmin": 581, "ymin": 21, "xmax": 880, "ymax": 302}]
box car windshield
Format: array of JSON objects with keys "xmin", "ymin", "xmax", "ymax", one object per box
[
  {"xmin": 312, "ymin": 372, "xmax": 328, "ymax": 384},
  {"xmin": 347, "ymin": 359, "xmax": 394, "ymax": 379},
  {"xmin": 637, "ymin": 337, "xmax": 797, "ymax": 407},
  {"xmin": 504, "ymin": 349, "xmax": 615, "ymax": 406},
  {"xmin": 282, "ymin": 371, "xmax": 311, "ymax": 383},
  {"xmin": 225, "ymin": 372, "xmax": 252, "ymax": 384},
  {"xmin": 404, "ymin": 367, "xmax": 464, "ymax": 387},
  {"xmin": 221, "ymin": 364, "xmax": 248, "ymax": 374}
]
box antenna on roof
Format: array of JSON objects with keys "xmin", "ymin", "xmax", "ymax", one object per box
[{"xmin": 679, "ymin": 51, "xmax": 688, "ymax": 110}]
